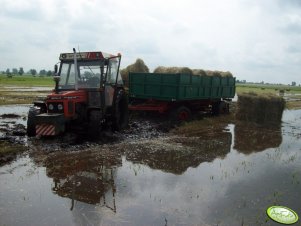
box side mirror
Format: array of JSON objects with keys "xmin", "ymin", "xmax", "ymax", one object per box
[{"xmin": 54, "ymin": 65, "xmax": 58, "ymax": 74}]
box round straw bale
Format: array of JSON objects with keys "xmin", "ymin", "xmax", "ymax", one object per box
[
  {"xmin": 120, "ymin": 58, "xmax": 149, "ymax": 86},
  {"xmin": 153, "ymin": 66, "xmax": 192, "ymax": 74},
  {"xmin": 205, "ymin": 70, "xmax": 221, "ymax": 77},
  {"xmin": 192, "ymin": 69, "xmax": 207, "ymax": 76},
  {"xmin": 220, "ymin": 71, "xmax": 233, "ymax": 77}
]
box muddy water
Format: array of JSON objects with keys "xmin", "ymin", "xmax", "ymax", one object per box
[{"xmin": 0, "ymin": 110, "xmax": 301, "ymax": 225}]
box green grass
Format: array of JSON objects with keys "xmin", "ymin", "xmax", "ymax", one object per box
[
  {"xmin": 0, "ymin": 74, "xmax": 54, "ymax": 87},
  {"xmin": 0, "ymin": 141, "xmax": 27, "ymax": 157},
  {"xmin": 236, "ymin": 83, "xmax": 301, "ymax": 95}
]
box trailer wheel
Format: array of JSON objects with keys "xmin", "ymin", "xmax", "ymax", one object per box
[
  {"xmin": 112, "ymin": 89, "xmax": 129, "ymax": 131},
  {"xmin": 219, "ymin": 101, "xmax": 229, "ymax": 114},
  {"xmin": 212, "ymin": 102, "xmax": 220, "ymax": 116},
  {"xmin": 172, "ymin": 106, "xmax": 191, "ymax": 121},
  {"xmin": 27, "ymin": 107, "xmax": 38, "ymax": 137},
  {"xmin": 212, "ymin": 101, "xmax": 229, "ymax": 115}
]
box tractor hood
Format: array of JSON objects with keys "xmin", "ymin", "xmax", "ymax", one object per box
[{"xmin": 47, "ymin": 90, "xmax": 87, "ymax": 101}]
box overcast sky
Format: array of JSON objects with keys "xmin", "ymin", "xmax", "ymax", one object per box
[{"xmin": 1, "ymin": 0, "xmax": 300, "ymax": 84}]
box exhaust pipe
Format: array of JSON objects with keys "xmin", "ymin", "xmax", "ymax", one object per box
[{"xmin": 73, "ymin": 48, "xmax": 79, "ymax": 90}]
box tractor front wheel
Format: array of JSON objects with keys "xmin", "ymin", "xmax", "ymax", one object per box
[{"xmin": 27, "ymin": 107, "xmax": 38, "ymax": 137}]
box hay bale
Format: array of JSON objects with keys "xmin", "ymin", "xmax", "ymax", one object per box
[
  {"xmin": 205, "ymin": 70, "xmax": 221, "ymax": 77},
  {"xmin": 236, "ymin": 92, "xmax": 285, "ymax": 126},
  {"xmin": 192, "ymin": 69, "xmax": 206, "ymax": 76},
  {"xmin": 220, "ymin": 71, "xmax": 233, "ymax": 77},
  {"xmin": 153, "ymin": 67, "xmax": 233, "ymax": 78},
  {"xmin": 153, "ymin": 66, "xmax": 193, "ymax": 74},
  {"xmin": 120, "ymin": 58, "xmax": 149, "ymax": 87},
  {"xmin": 204, "ymin": 70, "xmax": 233, "ymax": 77}
]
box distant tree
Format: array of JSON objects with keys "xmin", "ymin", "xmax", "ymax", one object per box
[
  {"xmin": 12, "ymin": 68, "xmax": 18, "ymax": 75},
  {"xmin": 6, "ymin": 68, "xmax": 12, "ymax": 78},
  {"xmin": 30, "ymin": 69, "xmax": 37, "ymax": 76},
  {"xmin": 18, "ymin": 67, "xmax": 24, "ymax": 76},
  {"xmin": 84, "ymin": 71, "xmax": 93, "ymax": 78},
  {"xmin": 39, "ymin": 69, "xmax": 47, "ymax": 76},
  {"xmin": 46, "ymin": 70, "xmax": 53, "ymax": 76},
  {"xmin": 292, "ymin": 81, "xmax": 296, "ymax": 86}
]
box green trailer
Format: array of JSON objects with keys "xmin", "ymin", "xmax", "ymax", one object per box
[{"xmin": 128, "ymin": 72, "xmax": 236, "ymax": 120}]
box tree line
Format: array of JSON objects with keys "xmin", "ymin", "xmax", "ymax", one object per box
[{"xmin": 2, "ymin": 67, "xmax": 53, "ymax": 77}]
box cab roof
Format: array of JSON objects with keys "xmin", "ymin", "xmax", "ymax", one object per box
[{"xmin": 59, "ymin": 51, "xmax": 118, "ymax": 61}]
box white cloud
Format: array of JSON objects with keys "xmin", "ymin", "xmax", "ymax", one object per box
[{"xmin": 0, "ymin": 0, "xmax": 300, "ymax": 83}]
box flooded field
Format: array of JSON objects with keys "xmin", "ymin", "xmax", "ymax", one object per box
[{"xmin": 0, "ymin": 105, "xmax": 300, "ymax": 225}]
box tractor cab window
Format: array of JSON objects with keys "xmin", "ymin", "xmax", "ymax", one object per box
[
  {"xmin": 59, "ymin": 63, "xmax": 75, "ymax": 89},
  {"xmin": 58, "ymin": 61, "xmax": 105, "ymax": 89},
  {"xmin": 78, "ymin": 62, "xmax": 104, "ymax": 88}
]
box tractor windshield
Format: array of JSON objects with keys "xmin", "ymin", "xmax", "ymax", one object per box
[{"xmin": 58, "ymin": 57, "xmax": 122, "ymax": 90}]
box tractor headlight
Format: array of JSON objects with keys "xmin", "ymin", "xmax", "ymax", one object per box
[
  {"xmin": 48, "ymin": 104, "xmax": 54, "ymax": 110},
  {"xmin": 58, "ymin": 104, "xmax": 63, "ymax": 111}
]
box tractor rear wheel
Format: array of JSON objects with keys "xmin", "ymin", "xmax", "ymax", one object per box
[
  {"xmin": 112, "ymin": 89, "xmax": 129, "ymax": 131},
  {"xmin": 88, "ymin": 110, "xmax": 102, "ymax": 133},
  {"xmin": 27, "ymin": 107, "xmax": 38, "ymax": 137}
]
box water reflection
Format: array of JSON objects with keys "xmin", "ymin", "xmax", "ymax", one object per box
[
  {"xmin": 234, "ymin": 122, "xmax": 282, "ymax": 154},
  {"xmin": 45, "ymin": 150, "xmax": 121, "ymax": 210},
  {"xmin": 126, "ymin": 130, "xmax": 232, "ymax": 174},
  {"xmin": 1, "ymin": 110, "xmax": 300, "ymax": 226}
]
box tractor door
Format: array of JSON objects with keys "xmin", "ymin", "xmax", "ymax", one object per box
[
  {"xmin": 104, "ymin": 55, "xmax": 123, "ymax": 107},
  {"xmin": 105, "ymin": 55, "xmax": 128, "ymax": 131}
]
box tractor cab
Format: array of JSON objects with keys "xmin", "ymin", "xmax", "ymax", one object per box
[
  {"xmin": 27, "ymin": 49, "xmax": 128, "ymax": 137},
  {"xmin": 56, "ymin": 51, "xmax": 123, "ymax": 90}
]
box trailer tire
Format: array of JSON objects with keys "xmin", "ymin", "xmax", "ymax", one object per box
[
  {"xmin": 27, "ymin": 107, "xmax": 38, "ymax": 137},
  {"xmin": 219, "ymin": 101, "xmax": 229, "ymax": 114},
  {"xmin": 112, "ymin": 89, "xmax": 129, "ymax": 131},
  {"xmin": 211, "ymin": 102, "xmax": 219, "ymax": 116},
  {"xmin": 172, "ymin": 106, "xmax": 191, "ymax": 122},
  {"xmin": 212, "ymin": 101, "xmax": 229, "ymax": 115}
]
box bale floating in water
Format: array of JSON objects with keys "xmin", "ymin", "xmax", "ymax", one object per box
[
  {"xmin": 120, "ymin": 58, "xmax": 149, "ymax": 86},
  {"xmin": 236, "ymin": 92, "xmax": 285, "ymax": 126},
  {"xmin": 153, "ymin": 66, "xmax": 193, "ymax": 74}
]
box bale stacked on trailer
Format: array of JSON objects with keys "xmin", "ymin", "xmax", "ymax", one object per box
[
  {"xmin": 192, "ymin": 69, "xmax": 206, "ymax": 76},
  {"xmin": 236, "ymin": 92, "xmax": 285, "ymax": 126},
  {"xmin": 153, "ymin": 67, "xmax": 233, "ymax": 78},
  {"xmin": 120, "ymin": 58, "xmax": 149, "ymax": 86},
  {"xmin": 153, "ymin": 66, "xmax": 193, "ymax": 74},
  {"xmin": 205, "ymin": 70, "xmax": 233, "ymax": 77}
]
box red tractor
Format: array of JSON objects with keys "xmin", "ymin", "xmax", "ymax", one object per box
[{"xmin": 27, "ymin": 49, "xmax": 128, "ymax": 136}]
